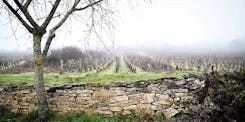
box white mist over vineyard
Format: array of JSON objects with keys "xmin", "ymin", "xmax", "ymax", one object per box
[{"xmin": 1, "ymin": 0, "xmax": 245, "ymax": 54}]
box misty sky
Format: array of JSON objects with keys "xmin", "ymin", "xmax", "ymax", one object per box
[{"xmin": 0, "ymin": 0, "xmax": 245, "ymax": 53}]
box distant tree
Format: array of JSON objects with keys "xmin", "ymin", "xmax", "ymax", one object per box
[
  {"xmin": 61, "ymin": 46, "xmax": 82, "ymax": 61},
  {"xmin": 1, "ymin": 0, "xmax": 114, "ymax": 121},
  {"xmin": 46, "ymin": 49, "xmax": 61, "ymax": 66}
]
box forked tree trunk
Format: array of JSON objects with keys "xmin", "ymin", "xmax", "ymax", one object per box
[{"xmin": 33, "ymin": 35, "xmax": 49, "ymax": 121}]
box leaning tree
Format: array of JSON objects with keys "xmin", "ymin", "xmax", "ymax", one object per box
[{"xmin": 1, "ymin": 0, "xmax": 116, "ymax": 121}]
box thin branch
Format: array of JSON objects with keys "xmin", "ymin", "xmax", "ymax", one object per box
[
  {"xmin": 51, "ymin": 0, "xmax": 103, "ymax": 32},
  {"xmin": 13, "ymin": 0, "xmax": 39, "ymax": 29},
  {"xmin": 9, "ymin": 17, "xmax": 20, "ymax": 47},
  {"xmin": 41, "ymin": 0, "xmax": 61, "ymax": 29},
  {"xmin": 24, "ymin": 0, "xmax": 32, "ymax": 8},
  {"xmin": 51, "ymin": 8, "xmax": 74, "ymax": 32},
  {"xmin": 75, "ymin": 0, "xmax": 103, "ymax": 11},
  {"xmin": 2, "ymin": 0, "xmax": 33, "ymax": 33},
  {"xmin": 49, "ymin": 0, "xmax": 79, "ymax": 32},
  {"xmin": 43, "ymin": 0, "xmax": 104, "ymax": 56}
]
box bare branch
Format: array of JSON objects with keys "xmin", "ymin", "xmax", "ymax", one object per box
[
  {"xmin": 41, "ymin": 0, "xmax": 61, "ymax": 29},
  {"xmin": 42, "ymin": 33, "xmax": 55, "ymax": 57},
  {"xmin": 13, "ymin": 0, "xmax": 39, "ymax": 29},
  {"xmin": 50, "ymin": 1, "xmax": 79, "ymax": 32},
  {"xmin": 51, "ymin": 0, "xmax": 103, "ymax": 32},
  {"xmin": 51, "ymin": 9, "xmax": 74, "ymax": 32},
  {"xmin": 42, "ymin": 0, "xmax": 104, "ymax": 56},
  {"xmin": 2, "ymin": 0, "xmax": 33, "ymax": 33},
  {"xmin": 24, "ymin": 0, "xmax": 32, "ymax": 8},
  {"xmin": 75, "ymin": 0, "xmax": 103, "ymax": 11}
]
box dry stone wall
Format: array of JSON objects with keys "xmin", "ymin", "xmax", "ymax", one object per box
[{"xmin": 0, "ymin": 77, "xmax": 216, "ymax": 120}]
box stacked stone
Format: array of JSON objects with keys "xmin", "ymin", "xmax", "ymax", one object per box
[{"xmin": 0, "ymin": 77, "xmax": 214, "ymax": 120}]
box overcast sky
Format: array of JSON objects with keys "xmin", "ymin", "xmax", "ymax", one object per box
[{"xmin": 0, "ymin": 0, "xmax": 245, "ymax": 53}]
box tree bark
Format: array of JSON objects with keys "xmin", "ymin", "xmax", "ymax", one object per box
[{"xmin": 33, "ymin": 35, "xmax": 49, "ymax": 121}]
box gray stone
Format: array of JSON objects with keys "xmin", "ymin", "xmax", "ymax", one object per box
[
  {"xmin": 0, "ymin": 88, "xmax": 5, "ymax": 93},
  {"xmin": 191, "ymin": 80, "xmax": 205, "ymax": 89},
  {"xmin": 172, "ymin": 89, "xmax": 188, "ymax": 93},
  {"xmin": 162, "ymin": 108, "xmax": 179, "ymax": 119},
  {"xmin": 175, "ymin": 80, "xmax": 187, "ymax": 85},
  {"xmin": 155, "ymin": 94, "xmax": 173, "ymax": 105},
  {"xmin": 76, "ymin": 90, "xmax": 93, "ymax": 94},
  {"xmin": 190, "ymin": 104, "xmax": 202, "ymax": 113},
  {"xmin": 109, "ymin": 90, "xmax": 127, "ymax": 96}
]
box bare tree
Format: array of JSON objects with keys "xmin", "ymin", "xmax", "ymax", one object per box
[{"xmin": 1, "ymin": 0, "xmax": 115, "ymax": 121}]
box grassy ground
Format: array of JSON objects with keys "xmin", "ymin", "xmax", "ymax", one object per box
[
  {"xmin": 0, "ymin": 56, "xmax": 193, "ymax": 86},
  {"xmin": 0, "ymin": 108, "xmax": 174, "ymax": 122},
  {"xmin": 50, "ymin": 112, "xmax": 172, "ymax": 122},
  {"xmin": 0, "ymin": 70, "xmax": 192, "ymax": 86}
]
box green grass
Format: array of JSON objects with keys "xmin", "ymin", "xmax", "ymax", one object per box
[
  {"xmin": 0, "ymin": 107, "xmax": 38, "ymax": 122},
  {"xmin": 118, "ymin": 56, "xmax": 131, "ymax": 73},
  {"xmin": 50, "ymin": 112, "xmax": 174, "ymax": 122},
  {"xmin": 0, "ymin": 108, "xmax": 174, "ymax": 122},
  {"xmin": 0, "ymin": 72, "xmax": 34, "ymax": 86},
  {"xmin": 102, "ymin": 60, "xmax": 116, "ymax": 74},
  {"xmin": 0, "ymin": 71, "xmax": 192, "ymax": 86}
]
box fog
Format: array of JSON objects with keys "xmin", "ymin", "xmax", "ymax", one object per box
[{"xmin": 1, "ymin": 0, "xmax": 245, "ymax": 54}]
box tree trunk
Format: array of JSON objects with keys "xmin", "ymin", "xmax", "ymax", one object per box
[
  {"xmin": 33, "ymin": 35, "xmax": 49, "ymax": 121},
  {"xmin": 60, "ymin": 59, "xmax": 64, "ymax": 74}
]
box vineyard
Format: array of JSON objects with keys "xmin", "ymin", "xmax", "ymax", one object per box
[
  {"xmin": 0, "ymin": 47, "xmax": 244, "ymax": 86},
  {"xmin": 1, "ymin": 47, "xmax": 245, "ymax": 121}
]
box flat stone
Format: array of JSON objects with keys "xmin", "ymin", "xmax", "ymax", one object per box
[
  {"xmin": 110, "ymin": 107, "xmax": 122, "ymax": 112},
  {"xmin": 174, "ymin": 97, "xmax": 181, "ymax": 102},
  {"xmin": 68, "ymin": 93, "xmax": 77, "ymax": 97},
  {"xmin": 173, "ymin": 93, "xmax": 188, "ymax": 98},
  {"xmin": 97, "ymin": 110, "xmax": 112, "ymax": 115},
  {"xmin": 147, "ymin": 84, "xmax": 160, "ymax": 92},
  {"xmin": 76, "ymin": 96, "xmax": 90, "ymax": 100},
  {"xmin": 21, "ymin": 90, "xmax": 30, "ymax": 94},
  {"xmin": 151, "ymin": 105, "xmax": 162, "ymax": 110},
  {"xmin": 175, "ymin": 80, "xmax": 187, "ymax": 85},
  {"xmin": 156, "ymin": 95, "xmax": 173, "ymax": 105},
  {"xmin": 140, "ymin": 93, "xmax": 155, "ymax": 104},
  {"xmin": 126, "ymin": 88, "xmax": 143, "ymax": 93},
  {"xmin": 109, "ymin": 87, "xmax": 126, "ymax": 91},
  {"xmin": 92, "ymin": 90, "xmax": 109, "ymax": 100},
  {"xmin": 77, "ymin": 93, "xmax": 91, "ymax": 97},
  {"xmin": 58, "ymin": 96, "xmax": 69, "ymax": 99},
  {"xmin": 171, "ymin": 89, "xmax": 189, "ymax": 93},
  {"xmin": 128, "ymin": 94, "xmax": 143, "ymax": 104},
  {"xmin": 136, "ymin": 104, "xmax": 152, "ymax": 114},
  {"xmin": 123, "ymin": 105, "xmax": 137, "ymax": 110},
  {"xmin": 97, "ymin": 107, "xmax": 109, "ymax": 111},
  {"xmin": 123, "ymin": 110, "xmax": 132, "ymax": 115},
  {"xmin": 76, "ymin": 90, "xmax": 93, "ymax": 94},
  {"xmin": 110, "ymin": 101, "xmax": 128, "ymax": 107},
  {"xmin": 162, "ymin": 108, "xmax": 179, "ymax": 119},
  {"xmin": 110, "ymin": 96, "xmax": 128, "ymax": 103},
  {"xmin": 75, "ymin": 99, "xmax": 88, "ymax": 104},
  {"xmin": 109, "ymin": 90, "xmax": 126, "ymax": 96},
  {"xmin": 181, "ymin": 96, "xmax": 193, "ymax": 100}
]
